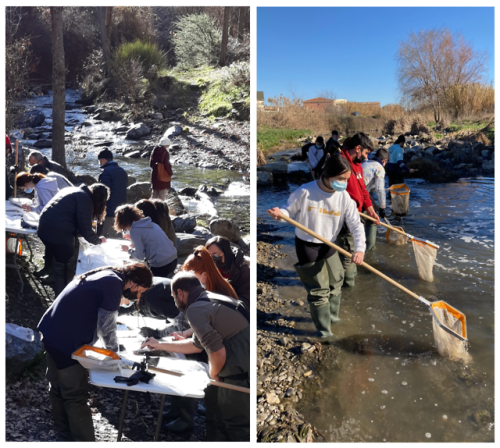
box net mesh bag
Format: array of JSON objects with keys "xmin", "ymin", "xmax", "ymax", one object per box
[
  {"xmin": 412, "ymin": 239, "xmax": 438, "ymax": 282},
  {"xmin": 386, "ymin": 227, "xmax": 407, "ymax": 245},
  {"xmin": 389, "ymin": 184, "xmax": 410, "ymax": 216},
  {"xmin": 431, "ymin": 307, "xmax": 469, "ymax": 359}
]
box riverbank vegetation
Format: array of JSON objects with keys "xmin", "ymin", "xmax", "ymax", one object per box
[
  {"xmin": 6, "ymin": 7, "xmax": 250, "ymax": 134},
  {"xmin": 258, "ymin": 27, "xmax": 493, "ymax": 155}
]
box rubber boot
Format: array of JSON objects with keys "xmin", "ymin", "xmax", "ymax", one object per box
[
  {"xmin": 364, "ymin": 220, "xmax": 378, "ymax": 252},
  {"xmin": 337, "ymin": 232, "xmax": 357, "ymax": 287},
  {"xmin": 309, "ymin": 303, "xmax": 334, "ymax": 338},
  {"xmin": 164, "ymin": 396, "xmax": 196, "ymax": 432},
  {"xmin": 295, "ymin": 261, "xmax": 333, "ymax": 338},
  {"xmin": 52, "ymin": 260, "xmax": 68, "ymax": 298},
  {"xmin": 329, "ymin": 294, "xmax": 341, "ymax": 323}
]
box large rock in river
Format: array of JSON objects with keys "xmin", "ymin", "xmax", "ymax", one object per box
[
  {"xmin": 127, "ymin": 182, "xmax": 151, "ymax": 203},
  {"xmin": 257, "ymin": 161, "xmax": 288, "ymax": 175},
  {"xmin": 257, "ymin": 171, "xmax": 273, "ymax": 186},
  {"xmin": 172, "ymin": 214, "xmax": 197, "ymax": 233},
  {"xmin": 74, "ymin": 174, "xmax": 97, "ymax": 186},
  {"xmin": 176, "ymin": 233, "xmax": 207, "ymax": 257},
  {"xmin": 166, "ymin": 189, "xmax": 186, "ymax": 216},
  {"xmin": 126, "ymin": 123, "xmax": 151, "ymax": 140},
  {"xmin": 209, "ymin": 218, "xmax": 241, "ymax": 243},
  {"xmin": 164, "ymin": 125, "xmax": 182, "ymax": 139},
  {"xmin": 18, "ymin": 110, "xmax": 46, "ymax": 128},
  {"xmin": 34, "ymin": 139, "xmax": 52, "ymax": 148}
]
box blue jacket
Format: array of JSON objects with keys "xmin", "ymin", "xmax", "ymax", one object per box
[{"xmin": 98, "ymin": 161, "xmax": 128, "ymax": 217}]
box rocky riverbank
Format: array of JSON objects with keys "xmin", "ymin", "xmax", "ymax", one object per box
[
  {"xmin": 256, "ymin": 219, "xmax": 340, "ymax": 442},
  {"xmin": 257, "ymin": 131, "xmax": 494, "ymax": 186}
]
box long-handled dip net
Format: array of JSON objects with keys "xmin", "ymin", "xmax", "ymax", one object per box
[
  {"xmin": 280, "ymin": 214, "xmax": 468, "ymax": 358},
  {"xmin": 363, "ymin": 214, "xmax": 440, "ymax": 282},
  {"xmin": 389, "ymin": 183, "xmax": 411, "ymax": 216},
  {"xmin": 411, "ymin": 238, "xmax": 439, "ymax": 283}
]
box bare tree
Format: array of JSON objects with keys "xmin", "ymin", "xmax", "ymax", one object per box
[
  {"xmin": 397, "ymin": 27, "xmax": 488, "ymax": 123},
  {"xmin": 316, "ymin": 89, "xmax": 336, "ymax": 100},
  {"xmin": 96, "ymin": 7, "xmax": 113, "ymax": 74},
  {"xmin": 50, "ymin": 7, "xmax": 66, "ymax": 167},
  {"xmin": 219, "ymin": 6, "xmax": 230, "ymax": 67},
  {"xmin": 238, "ymin": 7, "xmax": 245, "ymax": 41}
]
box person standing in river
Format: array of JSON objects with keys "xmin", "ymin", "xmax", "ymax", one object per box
[
  {"xmin": 150, "ymin": 134, "xmax": 173, "ymax": 200},
  {"xmin": 338, "ymin": 132, "xmax": 380, "ymax": 287},
  {"xmin": 385, "ymin": 134, "xmax": 415, "ymax": 186},
  {"xmin": 267, "ymin": 155, "xmax": 366, "ymax": 338}
]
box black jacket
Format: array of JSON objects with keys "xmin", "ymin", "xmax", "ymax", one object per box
[
  {"xmin": 98, "ymin": 161, "xmax": 128, "ymax": 217},
  {"xmin": 118, "ymin": 277, "xmax": 179, "ymax": 320},
  {"xmin": 38, "ymin": 185, "xmax": 101, "ymax": 247},
  {"xmin": 225, "ymin": 248, "xmax": 250, "ymax": 309},
  {"xmin": 325, "ymin": 137, "xmax": 341, "ymax": 155}
]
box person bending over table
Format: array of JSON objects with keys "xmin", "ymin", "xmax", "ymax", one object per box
[
  {"xmin": 37, "ymin": 183, "xmax": 109, "ymax": 296},
  {"xmin": 114, "ymin": 204, "xmax": 178, "ymax": 278},
  {"xmin": 142, "ymin": 271, "xmax": 250, "ymax": 441},
  {"xmin": 16, "ymin": 172, "xmax": 59, "ymax": 214},
  {"xmin": 38, "ymin": 263, "xmax": 153, "ymax": 442},
  {"xmin": 205, "ymin": 236, "xmax": 250, "ymax": 308}
]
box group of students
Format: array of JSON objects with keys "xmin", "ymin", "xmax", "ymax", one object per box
[
  {"xmin": 6, "ymin": 133, "xmax": 250, "ymax": 441},
  {"xmin": 268, "ymin": 131, "xmax": 413, "ymax": 338}
]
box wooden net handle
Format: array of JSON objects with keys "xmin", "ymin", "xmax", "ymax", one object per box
[
  {"xmin": 280, "ymin": 214, "xmax": 420, "ymax": 301},
  {"xmin": 359, "ymin": 212, "xmax": 407, "ymax": 237}
]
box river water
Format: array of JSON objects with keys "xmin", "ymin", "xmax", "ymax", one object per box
[
  {"xmin": 257, "ymin": 157, "xmax": 494, "ymax": 442},
  {"xmin": 16, "ymin": 90, "xmax": 250, "ymax": 232}
]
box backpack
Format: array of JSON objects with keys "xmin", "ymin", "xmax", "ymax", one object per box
[{"xmin": 156, "ymin": 149, "xmax": 171, "ymax": 182}]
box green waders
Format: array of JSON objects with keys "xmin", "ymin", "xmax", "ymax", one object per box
[
  {"xmin": 363, "ymin": 216, "xmax": 378, "ymax": 252},
  {"xmin": 294, "ymin": 252, "xmax": 344, "ymax": 337},
  {"xmin": 46, "ymin": 353, "xmax": 95, "ymax": 441},
  {"xmin": 336, "ymin": 227, "xmax": 357, "ymax": 287},
  {"xmin": 205, "ymin": 326, "xmax": 250, "ymax": 441}
]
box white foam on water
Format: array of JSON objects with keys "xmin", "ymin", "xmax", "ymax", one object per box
[{"xmin": 222, "ymin": 181, "xmax": 250, "ymax": 196}]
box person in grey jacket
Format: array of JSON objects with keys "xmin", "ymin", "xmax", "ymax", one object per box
[
  {"xmin": 38, "ymin": 183, "xmax": 110, "ymax": 296},
  {"xmin": 97, "ymin": 149, "xmax": 128, "ymax": 238},
  {"xmin": 30, "ymin": 164, "xmax": 73, "ymax": 190},
  {"xmin": 16, "ymin": 172, "xmax": 59, "ymax": 214},
  {"xmin": 114, "ymin": 204, "xmax": 178, "ymax": 278}
]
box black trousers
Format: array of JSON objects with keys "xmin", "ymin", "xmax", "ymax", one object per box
[
  {"xmin": 151, "ymin": 258, "xmax": 178, "ymax": 278},
  {"xmin": 295, "ymin": 236, "xmax": 336, "ymax": 264}
]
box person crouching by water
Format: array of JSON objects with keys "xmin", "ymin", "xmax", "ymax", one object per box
[
  {"xmin": 267, "ymin": 155, "xmax": 366, "ymax": 338},
  {"xmin": 38, "ymin": 262, "xmax": 153, "ymax": 441},
  {"xmin": 114, "ymin": 204, "xmax": 178, "ymax": 278},
  {"xmin": 141, "ymin": 271, "xmax": 250, "ymax": 441}
]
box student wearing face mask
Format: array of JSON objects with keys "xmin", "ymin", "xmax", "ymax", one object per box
[
  {"xmin": 37, "ymin": 263, "xmax": 153, "ymax": 441},
  {"xmin": 267, "ymin": 155, "xmax": 366, "ymax": 339},
  {"xmin": 325, "ymin": 130, "xmax": 342, "ymax": 155},
  {"xmin": 205, "ymin": 236, "xmax": 250, "ymax": 308},
  {"xmin": 307, "ymin": 136, "xmax": 326, "ymax": 179},
  {"xmin": 338, "ymin": 132, "xmax": 380, "ymax": 287},
  {"xmin": 15, "ymin": 172, "xmax": 59, "ymax": 213}
]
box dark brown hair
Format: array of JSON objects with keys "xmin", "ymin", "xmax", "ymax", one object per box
[
  {"xmin": 79, "ymin": 262, "xmax": 153, "ymax": 289},
  {"xmin": 88, "ymin": 183, "xmax": 110, "ymax": 224},
  {"xmin": 114, "ymin": 205, "xmax": 144, "ymax": 232},
  {"xmin": 16, "ymin": 172, "xmax": 45, "ymax": 187},
  {"xmin": 135, "ymin": 199, "xmax": 161, "ymax": 226},
  {"xmin": 322, "ymin": 154, "xmax": 352, "ymax": 179}
]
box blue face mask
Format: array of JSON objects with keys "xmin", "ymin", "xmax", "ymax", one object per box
[
  {"xmin": 316, "ymin": 144, "xmax": 322, "ymax": 149},
  {"xmin": 24, "ymin": 188, "xmax": 34, "ymax": 194},
  {"xmin": 330, "ymin": 180, "xmax": 348, "ymax": 192}
]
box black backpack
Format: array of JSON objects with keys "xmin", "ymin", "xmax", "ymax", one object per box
[{"xmin": 300, "ymin": 142, "xmax": 314, "ymax": 161}]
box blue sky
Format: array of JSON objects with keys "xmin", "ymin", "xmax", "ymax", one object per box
[{"xmin": 257, "ymin": 7, "xmax": 495, "ymax": 106}]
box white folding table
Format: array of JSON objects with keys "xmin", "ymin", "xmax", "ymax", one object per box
[
  {"xmin": 5, "ymin": 202, "xmax": 37, "ymax": 292},
  {"xmin": 88, "ymin": 317, "xmax": 210, "ymax": 441}
]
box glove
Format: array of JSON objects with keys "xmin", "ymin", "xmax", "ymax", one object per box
[
  {"xmin": 139, "ymin": 327, "xmax": 157, "ymax": 338},
  {"xmin": 379, "ymin": 208, "xmax": 386, "ymax": 219},
  {"xmin": 118, "ymin": 344, "xmax": 126, "ymax": 352}
]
